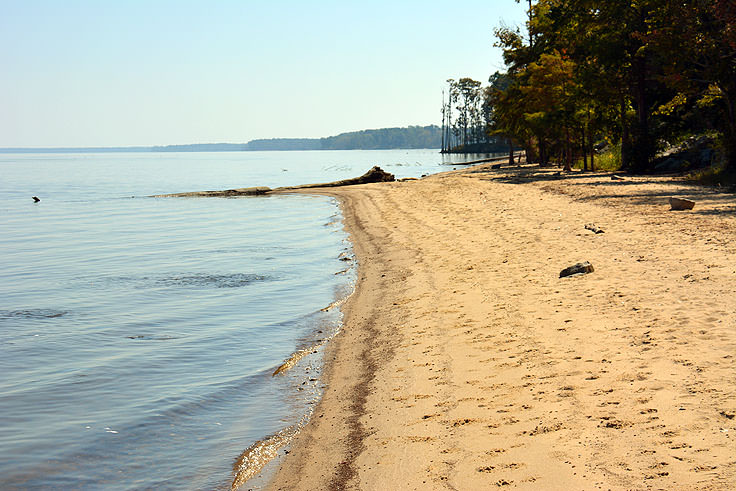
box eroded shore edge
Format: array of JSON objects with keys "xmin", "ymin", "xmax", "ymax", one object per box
[{"xmin": 261, "ymin": 185, "xmax": 388, "ymax": 490}]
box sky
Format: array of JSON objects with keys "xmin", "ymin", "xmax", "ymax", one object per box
[{"xmin": 1, "ymin": 1, "xmax": 528, "ymax": 147}]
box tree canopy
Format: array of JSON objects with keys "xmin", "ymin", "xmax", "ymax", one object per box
[{"xmin": 463, "ymin": 0, "xmax": 736, "ymax": 173}]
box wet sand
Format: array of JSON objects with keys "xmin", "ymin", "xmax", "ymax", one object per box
[{"xmin": 267, "ymin": 164, "xmax": 736, "ymax": 490}]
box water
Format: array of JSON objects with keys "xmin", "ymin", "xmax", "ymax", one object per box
[{"xmin": 0, "ymin": 149, "xmax": 496, "ymax": 490}]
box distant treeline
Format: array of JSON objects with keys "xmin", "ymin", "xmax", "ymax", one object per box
[
  {"xmin": 457, "ymin": 0, "xmax": 735, "ymax": 173},
  {"xmin": 1, "ymin": 125, "xmax": 442, "ymax": 153},
  {"xmin": 160, "ymin": 125, "xmax": 442, "ymax": 151},
  {"xmin": 324, "ymin": 125, "xmax": 441, "ymax": 150}
]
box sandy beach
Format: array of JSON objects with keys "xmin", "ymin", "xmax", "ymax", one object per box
[{"xmin": 267, "ymin": 163, "xmax": 736, "ymax": 490}]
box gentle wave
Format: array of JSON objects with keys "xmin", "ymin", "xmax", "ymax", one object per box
[
  {"xmin": 80, "ymin": 272, "xmax": 272, "ymax": 290},
  {"xmin": 231, "ymin": 425, "xmax": 300, "ymax": 490},
  {"xmin": 0, "ymin": 309, "xmax": 68, "ymax": 320},
  {"xmin": 155, "ymin": 273, "xmax": 270, "ymax": 288},
  {"xmin": 272, "ymin": 340, "xmax": 326, "ymax": 376}
]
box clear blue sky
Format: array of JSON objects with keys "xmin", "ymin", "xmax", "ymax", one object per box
[{"xmin": 1, "ymin": 1, "xmax": 527, "ymax": 147}]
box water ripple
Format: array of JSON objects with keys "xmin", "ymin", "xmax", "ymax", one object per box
[
  {"xmin": 0, "ymin": 309, "xmax": 68, "ymax": 320},
  {"xmin": 85, "ymin": 272, "xmax": 272, "ymax": 290},
  {"xmin": 155, "ymin": 273, "xmax": 269, "ymax": 288}
]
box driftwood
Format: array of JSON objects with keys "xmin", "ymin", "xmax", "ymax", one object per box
[
  {"xmin": 584, "ymin": 223, "xmax": 605, "ymax": 234},
  {"xmin": 275, "ymin": 166, "xmax": 394, "ymax": 191},
  {"xmin": 152, "ymin": 186, "xmax": 271, "ymax": 198},
  {"xmin": 560, "ymin": 261, "xmax": 595, "ymax": 278},
  {"xmin": 152, "ymin": 166, "xmax": 395, "ymax": 198}
]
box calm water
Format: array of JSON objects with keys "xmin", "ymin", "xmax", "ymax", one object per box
[{"xmin": 0, "ymin": 149, "xmax": 494, "ymax": 490}]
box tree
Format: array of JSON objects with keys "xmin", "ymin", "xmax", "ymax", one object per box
[
  {"xmin": 452, "ymin": 0, "xmax": 734, "ymax": 171},
  {"xmin": 442, "ymin": 77, "xmax": 497, "ymax": 152},
  {"xmin": 648, "ymin": 0, "xmax": 736, "ymax": 170},
  {"xmin": 442, "ymin": 79, "xmax": 459, "ymax": 152}
]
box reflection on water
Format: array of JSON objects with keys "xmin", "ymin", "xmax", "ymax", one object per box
[{"xmin": 439, "ymin": 151, "xmax": 507, "ymax": 165}]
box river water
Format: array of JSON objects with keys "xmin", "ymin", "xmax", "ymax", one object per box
[{"xmin": 0, "ymin": 149, "xmax": 493, "ymax": 489}]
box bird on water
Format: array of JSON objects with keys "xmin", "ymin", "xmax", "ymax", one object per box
[{"xmin": 32, "ymin": 196, "xmax": 40, "ymax": 202}]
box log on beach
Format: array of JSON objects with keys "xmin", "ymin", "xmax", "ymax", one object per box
[
  {"xmin": 152, "ymin": 186, "xmax": 272, "ymax": 198},
  {"xmin": 151, "ymin": 166, "xmax": 395, "ymax": 198},
  {"xmin": 274, "ymin": 166, "xmax": 395, "ymax": 191}
]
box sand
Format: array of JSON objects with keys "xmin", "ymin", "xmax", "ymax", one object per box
[{"xmin": 266, "ymin": 164, "xmax": 736, "ymax": 490}]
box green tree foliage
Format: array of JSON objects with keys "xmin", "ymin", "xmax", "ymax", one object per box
[
  {"xmin": 476, "ymin": 0, "xmax": 736, "ymax": 172},
  {"xmin": 246, "ymin": 126, "xmax": 443, "ymax": 151},
  {"xmin": 442, "ymin": 78, "xmax": 506, "ymax": 153},
  {"xmin": 647, "ymin": 0, "xmax": 736, "ymax": 170},
  {"xmin": 320, "ymin": 126, "xmax": 442, "ymax": 150}
]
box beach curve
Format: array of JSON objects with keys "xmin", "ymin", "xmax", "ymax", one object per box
[{"xmin": 266, "ymin": 164, "xmax": 736, "ymax": 490}]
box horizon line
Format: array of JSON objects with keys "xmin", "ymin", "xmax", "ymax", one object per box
[{"xmin": 0, "ymin": 124, "xmax": 442, "ymax": 151}]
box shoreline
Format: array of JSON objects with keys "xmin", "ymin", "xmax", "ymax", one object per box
[
  {"xmin": 265, "ymin": 164, "xmax": 736, "ymax": 489},
  {"xmin": 262, "ymin": 185, "xmax": 397, "ymax": 489}
]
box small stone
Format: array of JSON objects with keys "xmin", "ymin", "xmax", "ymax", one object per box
[
  {"xmin": 669, "ymin": 197, "xmax": 695, "ymax": 210},
  {"xmin": 560, "ymin": 261, "xmax": 594, "ymax": 278}
]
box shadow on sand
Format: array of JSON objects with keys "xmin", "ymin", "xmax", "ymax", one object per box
[{"xmin": 461, "ymin": 163, "xmax": 736, "ymax": 217}]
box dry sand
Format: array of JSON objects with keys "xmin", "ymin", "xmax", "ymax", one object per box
[{"xmin": 266, "ymin": 164, "xmax": 736, "ymax": 490}]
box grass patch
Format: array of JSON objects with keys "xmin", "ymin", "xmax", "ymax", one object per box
[{"xmin": 573, "ymin": 144, "xmax": 622, "ymax": 172}]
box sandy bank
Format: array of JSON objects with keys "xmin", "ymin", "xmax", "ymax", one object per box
[{"xmin": 266, "ymin": 164, "xmax": 736, "ymax": 490}]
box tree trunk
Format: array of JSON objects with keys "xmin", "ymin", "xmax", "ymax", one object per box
[
  {"xmin": 462, "ymin": 104, "xmax": 468, "ymax": 148},
  {"xmin": 723, "ymin": 86, "xmax": 736, "ymax": 172},
  {"xmin": 508, "ymin": 138, "xmax": 514, "ymax": 166},
  {"xmin": 563, "ymin": 127, "xmax": 572, "ymax": 172},
  {"xmin": 446, "ymin": 103, "xmax": 453, "ymax": 151},
  {"xmin": 631, "ymin": 56, "xmax": 651, "ymax": 173},
  {"xmin": 620, "ymin": 93, "xmax": 631, "ymax": 169},
  {"xmin": 525, "ymin": 140, "xmax": 536, "ymax": 164},
  {"xmin": 590, "ymin": 139, "xmax": 596, "ymax": 172},
  {"xmin": 539, "ymin": 138, "xmax": 548, "ymax": 166},
  {"xmin": 441, "ymin": 101, "xmax": 446, "ymax": 153},
  {"xmin": 527, "ymin": 0, "xmax": 534, "ymax": 47},
  {"xmin": 582, "ymin": 128, "xmax": 588, "ymax": 172}
]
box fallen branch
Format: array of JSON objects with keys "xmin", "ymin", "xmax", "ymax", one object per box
[
  {"xmin": 152, "ymin": 166, "xmax": 395, "ymax": 198},
  {"xmin": 273, "ymin": 166, "xmax": 395, "ymax": 191}
]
